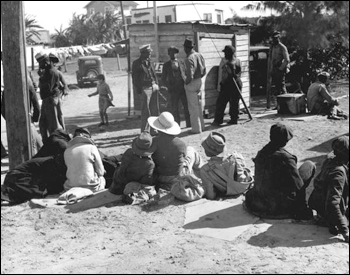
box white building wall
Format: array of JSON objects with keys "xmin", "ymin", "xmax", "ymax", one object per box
[
  {"xmin": 175, "ymin": 4, "xmax": 216, "ymax": 23},
  {"xmin": 131, "ymin": 3, "xmax": 223, "ymax": 24}
]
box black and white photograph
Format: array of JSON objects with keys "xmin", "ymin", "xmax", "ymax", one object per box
[{"xmin": 1, "ymin": 1, "xmax": 349, "ymax": 273}]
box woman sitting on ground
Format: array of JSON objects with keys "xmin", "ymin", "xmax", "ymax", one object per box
[{"xmin": 63, "ymin": 127, "xmax": 105, "ymax": 192}]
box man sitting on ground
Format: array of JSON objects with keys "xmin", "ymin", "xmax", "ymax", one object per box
[
  {"xmin": 200, "ymin": 131, "xmax": 253, "ymax": 200},
  {"xmin": 308, "ymin": 136, "xmax": 349, "ymax": 243},
  {"xmin": 245, "ymin": 123, "xmax": 316, "ymax": 220},
  {"xmin": 148, "ymin": 112, "xmax": 203, "ymax": 191},
  {"xmin": 307, "ymin": 71, "xmax": 347, "ymax": 119}
]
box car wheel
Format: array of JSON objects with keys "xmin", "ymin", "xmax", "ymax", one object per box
[{"xmin": 86, "ymin": 69, "xmax": 98, "ymax": 80}]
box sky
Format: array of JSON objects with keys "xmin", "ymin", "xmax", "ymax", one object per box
[{"xmin": 23, "ymin": 1, "xmax": 271, "ymax": 34}]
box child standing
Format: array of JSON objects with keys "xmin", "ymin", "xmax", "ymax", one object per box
[{"xmin": 88, "ymin": 74, "xmax": 114, "ymax": 126}]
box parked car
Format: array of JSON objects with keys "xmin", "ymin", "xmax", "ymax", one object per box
[
  {"xmin": 76, "ymin": 56, "xmax": 104, "ymax": 88},
  {"xmin": 249, "ymin": 46, "xmax": 269, "ymax": 96}
]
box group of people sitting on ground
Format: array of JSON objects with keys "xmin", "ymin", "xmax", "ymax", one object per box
[{"xmin": 1, "ymin": 110, "xmax": 348, "ymax": 242}]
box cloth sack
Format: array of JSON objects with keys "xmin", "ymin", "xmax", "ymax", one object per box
[
  {"xmin": 123, "ymin": 182, "xmax": 157, "ymax": 205},
  {"xmin": 57, "ymin": 187, "xmax": 94, "ymax": 205},
  {"xmin": 170, "ymin": 175, "xmax": 205, "ymax": 202},
  {"xmin": 200, "ymin": 152, "xmax": 254, "ymax": 200}
]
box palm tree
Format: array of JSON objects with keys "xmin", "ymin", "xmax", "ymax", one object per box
[
  {"xmin": 25, "ymin": 15, "xmax": 43, "ymax": 45},
  {"xmin": 51, "ymin": 25, "xmax": 70, "ymax": 47}
]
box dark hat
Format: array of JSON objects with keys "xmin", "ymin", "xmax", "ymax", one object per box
[
  {"xmin": 270, "ymin": 123, "xmax": 293, "ymax": 147},
  {"xmin": 35, "ymin": 52, "xmax": 49, "ymax": 63},
  {"xmin": 96, "ymin": 74, "xmax": 105, "ymax": 80},
  {"xmin": 74, "ymin": 127, "xmax": 91, "ymax": 138},
  {"xmin": 332, "ymin": 136, "xmax": 349, "ymax": 160},
  {"xmin": 183, "ymin": 38, "xmax": 195, "ymax": 48},
  {"xmin": 222, "ymin": 45, "xmax": 236, "ymax": 53},
  {"xmin": 132, "ymin": 131, "xmax": 156, "ymax": 157},
  {"xmin": 202, "ymin": 132, "xmax": 226, "ymax": 157},
  {"xmin": 139, "ymin": 44, "xmax": 152, "ymax": 53},
  {"xmin": 168, "ymin": 46, "xmax": 179, "ymax": 54},
  {"xmin": 272, "ymin": 31, "xmax": 281, "ymax": 38},
  {"xmin": 49, "ymin": 53, "xmax": 59, "ymax": 64}
]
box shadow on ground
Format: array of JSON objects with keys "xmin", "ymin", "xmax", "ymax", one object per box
[{"xmin": 247, "ymin": 221, "xmax": 341, "ymax": 248}]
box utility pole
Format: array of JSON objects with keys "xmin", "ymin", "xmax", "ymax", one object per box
[
  {"xmin": 1, "ymin": 1, "xmax": 32, "ymax": 169},
  {"xmin": 120, "ymin": 1, "xmax": 132, "ymax": 116},
  {"xmin": 153, "ymin": 1, "xmax": 159, "ymax": 62}
]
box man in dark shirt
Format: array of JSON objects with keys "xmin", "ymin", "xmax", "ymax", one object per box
[
  {"xmin": 161, "ymin": 46, "xmax": 190, "ymax": 128},
  {"xmin": 309, "ymin": 136, "xmax": 349, "ymax": 242},
  {"xmin": 212, "ymin": 45, "xmax": 242, "ymax": 126},
  {"xmin": 109, "ymin": 131, "xmax": 156, "ymax": 195},
  {"xmin": 148, "ymin": 112, "xmax": 203, "ymax": 191},
  {"xmin": 245, "ymin": 123, "xmax": 316, "ymax": 220},
  {"xmin": 36, "ymin": 53, "xmax": 65, "ymax": 143},
  {"xmin": 132, "ymin": 44, "xmax": 160, "ymax": 132}
]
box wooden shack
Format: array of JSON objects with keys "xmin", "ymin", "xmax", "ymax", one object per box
[{"xmin": 129, "ymin": 22, "xmax": 251, "ymax": 117}]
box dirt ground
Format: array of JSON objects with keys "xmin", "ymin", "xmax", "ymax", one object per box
[{"xmin": 1, "ymin": 57, "xmax": 349, "ymax": 274}]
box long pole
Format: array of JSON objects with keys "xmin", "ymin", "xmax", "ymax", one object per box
[
  {"xmin": 153, "ymin": 1, "xmax": 159, "ymax": 62},
  {"xmin": 120, "ymin": 1, "xmax": 132, "ymax": 116},
  {"xmin": 1, "ymin": 1, "xmax": 32, "ymax": 168},
  {"xmin": 232, "ymin": 77, "xmax": 253, "ymax": 121}
]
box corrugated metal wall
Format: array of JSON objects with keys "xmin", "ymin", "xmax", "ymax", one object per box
[{"xmin": 129, "ymin": 23, "xmax": 250, "ymax": 116}]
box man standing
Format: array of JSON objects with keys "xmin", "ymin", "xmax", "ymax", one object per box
[
  {"xmin": 36, "ymin": 53, "xmax": 65, "ymax": 143},
  {"xmin": 212, "ymin": 45, "xmax": 242, "ymax": 126},
  {"xmin": 132, "ymin": 44, "xmax": 160, "ymax": 132},
  {"xmin": 161, "ymin": 46, "xmax": 191, "ymax": 128},
  {"xmin": 183, "ymin": 38, "xmax": 206, "ymax": 134},
  {"xmin": 267, "ymin": 31, "xmax": 290, "ymax": 104}
]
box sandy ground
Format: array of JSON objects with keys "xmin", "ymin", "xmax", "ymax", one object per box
[{"xmin": 1, "ymin": 57, "xmax": 349, "ymax": 274}]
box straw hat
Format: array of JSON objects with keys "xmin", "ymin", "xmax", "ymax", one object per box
[{"xmin": 148, "ymin": 112, "xmax": 181, "ymax": 135}]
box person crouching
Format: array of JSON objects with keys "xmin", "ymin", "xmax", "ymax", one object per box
[{"xmin": 64, "ymin": 127, "xmax": 106, "ymax": 192}]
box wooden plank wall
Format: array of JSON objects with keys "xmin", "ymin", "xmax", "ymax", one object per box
[
  {"xmin": 129, "ymin": 23, "xmax": 250, "ymax": 115},
  {"xmin": 199, "ymin": 31, "xmax": 250, "ymax": 118},
  {"xmin": 129, "ymin": 23, "xmax": 194, "ymax": 112}
]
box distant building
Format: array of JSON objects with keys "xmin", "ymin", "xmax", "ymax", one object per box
[
  {"xmin": 84, "ymin": 1, "xmax": 139, "ymax": 17},
  {"xmin": 225, "ymin": 16, "xmax": 262, "ymax": 25},
  {"xmin": 131, "ymin": 3, "xmax": 224, "ymax": 24},
  {"xmin": 30, "ymin": 30, "xmax": 51, "ymax": 45}
]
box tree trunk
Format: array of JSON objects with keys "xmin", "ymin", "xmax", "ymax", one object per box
[{"xmin": 1, "ymin": 1, "xmax": 32, "ymax": 169}]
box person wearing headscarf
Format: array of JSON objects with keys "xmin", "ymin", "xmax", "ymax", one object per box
[
  {"xmin": 63, "ymin": 127, "xmax": 105, "ymax": 192},
  {"xmin": 245, "ymin": 123, "xmax": 316, "ymax": 220},
  {"xmin": 308, "ymin": 136, "xmax": 349, "ymax": 242}
]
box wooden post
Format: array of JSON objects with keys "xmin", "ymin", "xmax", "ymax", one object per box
[
  {"xmin": 116, "ymin": 54, "xmax": 121, "ymax": 71},
  {"xmin": 153, "ymin": 1, "xmax": 159, "ymax": 62},
  {"xmin": 120, "ymin": 1, "xmax": 132, "ymax": 116},
  {"xmin": 1, "ymin": 1, "xmax": 32, "ymax": 169},
  {"xmin": 31, "ymin": 47, "xmax": 34, "ymax": 71}
]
